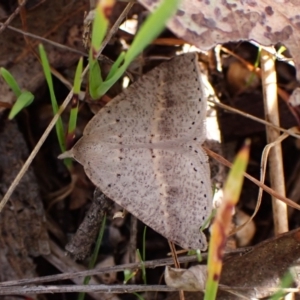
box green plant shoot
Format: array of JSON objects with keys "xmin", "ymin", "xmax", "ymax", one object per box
[
  {"xmin": 0, "ymin": 68, "xmax": 22, "ymax": 96},
  {"xmin": 89, "ymin": 0, "xmax": 180, "ymax": 99},
  {"xmin": 0, "ymin": 68, "xmax": 35, "ymax": 119},
  {"xmin": 9, "ymin": 91, "xmax": 34, "ymax": 120},
  {"xmin": 39, "ymin": 44, "xmax": 66, "ymax": 153}
]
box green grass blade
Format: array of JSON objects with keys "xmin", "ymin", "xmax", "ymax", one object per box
[
  {"xmin": 95, "ymin": 0, "xmax": 180, "ymax": 97},
  {"xmin": 123, "ymin": 269, "xmax": 136, "ymax": 284},
  {"xmin": 205, "ymin": 140, "xmax": 250, "ymax": 300},
  {"xmin": 68, "ymin": 58, "xmax": 83, "ymax": 136},
  {"xmin": 8, "ymin": 91, "xmax": 34, "ymax": 119},
  {"xmin": 0, "ymin": 67, "xmax": 22, "ymax": 97},
  {"xmin": 65, "ymin": 58, "xmax": 83, "ymax": 166},
  {"xmin": 106, "ymin": 52, "xmax": 126, "ymax": 81},
  {"xmin": 89, "ymin": 59, "xmax": 103, "ymax": 99},
  {"xmin": 88, "ymin": 0, "xmax": 112, "ymax": 99},
  {"xmin": 125, "ymin": 0, "xmax": 179, "ymax": 65},
  {"xmin": 133, "ymin": 293, "xmax": 145, "ymax": 300},
  {"xmin": 142, "ymin": 226, "xmax": 147, "ymax": 261},
  {"xmin": 91, "ymin": 1, "xmax": 110, "ymax": 59},
  {"xmin": 200, "ymin": 208, "xmax": 216, "ymax": 232},
  {"xmin": 39, "ymin": 44, "xmax": 66, "ymax": 153},
  {"xmin": 136, "ymin": 249, "xmax": 147, "ymax": 284},
  {"xmin": 73, "ymin": 57, "xmax": 83, "ymax": 95}
]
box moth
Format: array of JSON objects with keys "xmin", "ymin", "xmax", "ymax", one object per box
[{"xmin": 60, "ymin": 53, "xmax": 212, "ymax": 250}]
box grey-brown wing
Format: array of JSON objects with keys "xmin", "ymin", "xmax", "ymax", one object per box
[
  {"xmin": 83, "ymin": 53, "xmax": 207, "ymax": 145},
  {"xmin": 71, "ymin": 137, "xmax": 211, "ymax": 250}
]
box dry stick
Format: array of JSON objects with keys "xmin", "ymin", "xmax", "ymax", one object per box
[
  {"xmin": 0, "ymin": 0, "xmax": 135, "ymax": 212},
  {"xmin": 221, "ymin": 45, "xmax": 300, "ymax": 126},
  {"xmin": 203, "ymin": 147, "xmax": 300, "ymax": 211},
  {"xmin": 0, "ymin": 22, "xmax": 129, "ymax": 69},
  {"xmin": 261, "ymin": 48, "xmax": 289, "ymax": 235},
  {"xmin": 1, "ymin": 283, "xmax": 299, "ymax": 296},
  {"xmin": 208, "ymin": 98, "xmax": 300, "ymax": 140},
  {"xmin": 0, "ymin": 0, "xmax": 26, "ymax": 34},
  {"xmin": 230, "ymin": 130, "xmax": 293, "ymax": 235},
  {"xmin": 261, "ymin": 50, "xmax": 294, "ymax": 300},
  {"xmin": 44, "ymin": 240, "xmax": 104, "ymax": 300},
  {"xmin": 0, "ymin": 284, "xmax": 177, "ymax": 295},
  {"xmin": 0, "ymin": 24, "xmax": 87, "ymax": 57},
  {"xmin": 0, "ymin": 248, "xmax": 250, "ymax": 287},
  {"xmin": 210, "ymin": 95, "xmax": 300, "ymax": 232},
  {"xmin": 0, "ymin": 93, "xmax": 73, "ymax": 212},
  {"xmin": 4, "ymin": 24, "xmax": 133, "ymax": 85},
  {"xmin": 167, "ymin": 241, "xmax": 185, "ymax": 300}
]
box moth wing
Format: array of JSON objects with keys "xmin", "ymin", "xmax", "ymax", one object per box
[
  {"xmin": 83, "ymin": 53, "xmax": 207, "ymax": 145},
  {"xmin": 72, "ymin": 137, "xmax": 211, "ymax": 250}
]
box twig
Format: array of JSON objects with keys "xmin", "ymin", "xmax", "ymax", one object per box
[
  {"xmin": 230, "ymin": 130, "xmax": 294, "ymax": 235},
  {"xmin": 0, "ymin": 91, "xmax": 73, "ymax": 212},
  {"xmin": 0, "ymin": 248, "xmax": 251, "ymax": 287},
  {"xmin": 0, "ymin": 0, "xmax": 27, "ymax": 34},
  {"xmin": 1, "ymin": 283, "xmax": 299, "ymax": 296},
  {"xmin": 261, "ymin": 48, "xmax": 289, "ymax": 234},
  {"xmin": 208, "ymin": 98, "xmax": 300, "ymax": 140},
  {"xmin": 168, "ymin": 242, "xmax": 185, "ymax": 300},
  {"xmin": 0, "ymin": 284, "xmax": 177, "ymax": 295},
  {"xmin": 0, "ymin": 23, "xmax": 88, "ymax": 56},
  {"xmin": 44, "ymin": 240, "xmax": 105, "ymax": 300},
  {"xmin": 204, "ymin": 147, "xmax": 300, "ymax": 210}
]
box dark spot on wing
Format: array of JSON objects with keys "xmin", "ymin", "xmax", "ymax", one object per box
[
  {"xmin": 265, "ymin": 6, "xmax": 273, "ymax": 16},
  {"xmin": 176, "ymin": 9, "xmax": 184, "ymax": 16}
]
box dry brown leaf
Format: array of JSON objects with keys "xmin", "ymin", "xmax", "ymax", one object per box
[
  {"xmin": 165, "ymin": 265, "xmax": 207, "ymax": 291},
  {"xmin": 139, "ymin": 0, "xmax": 300, "ymax": 79}
]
